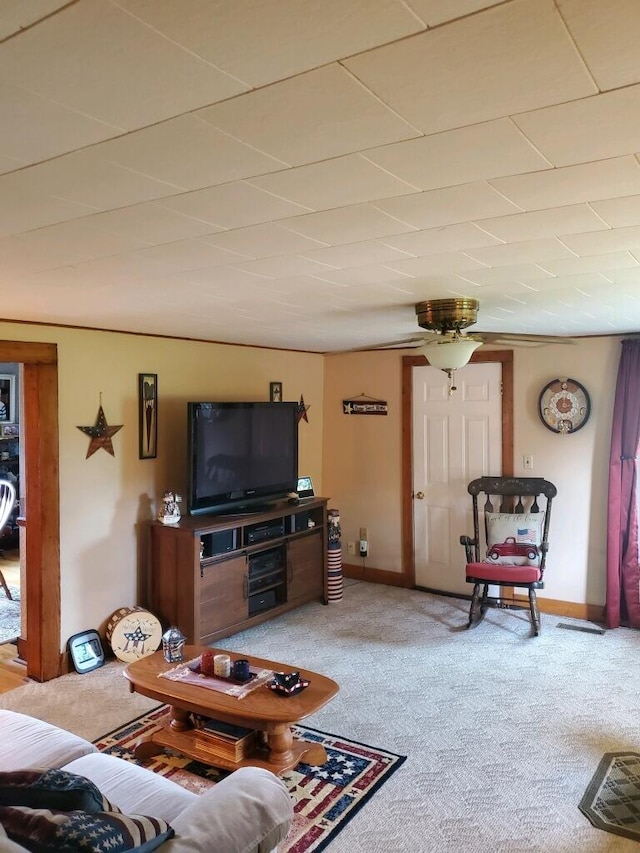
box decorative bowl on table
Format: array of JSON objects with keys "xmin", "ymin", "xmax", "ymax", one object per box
[{"xmin": 267, "ymin": 671, "xmax": 310, "ymax": 696}]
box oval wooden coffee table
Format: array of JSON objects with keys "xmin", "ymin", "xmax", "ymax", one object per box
[{"xmin": 123, "ymin": 646, "xmax": 339, "ymax": 775}]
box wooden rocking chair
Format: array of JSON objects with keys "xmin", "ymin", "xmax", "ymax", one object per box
[{"xmin": 460, "ymin": 476, "xmax": 557, "ymax": 636}]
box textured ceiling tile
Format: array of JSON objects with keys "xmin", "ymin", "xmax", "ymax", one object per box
[
  {"xmin": 590, "ymin": 194, "xmax": 640, "ymax": 228},
  {"xmin": 101, "ymin": 115, "xmax": 287, "ymax": 190},
  {"xmin": 380, "ymin": 223, "xmax": 503, "ymax": 256},
  {"xmin": 157, "ymin": 182, "xmax": 309, "ymax": 231},
  {"xmin": 129, "ymin": 239, "xmax": 253, "ymax": 271},
  {"xmin": 7, "ymin": 149, "xmax": 182, "ymax": 210},
  {"xmin": 197, "ymin": 64, "xmax": 419, "ymax": 167},
  {"xmin": 202, "ymin": 223, "xmax": 327, "ymax": 259},
  {"xmin": 466, "ymin": 238, "xmax": 578, "ymax": 266},
  {"xmin": 405, "ymin": 0, "xmax": 504, "ymax": 26},
  {"xmin": 538, "ymin": 251, "xmax": 640, "ymax": 276},
  {"xmin": 301, "ymin": 240, "xmax": 413, "ymax": 269},
  {"xmin": 89, "ymin": 203, "xmax": 224, "ymax": 245},
  {"xmin": 344, "ymin": 0, "xmax": 595, "ymax": 135},
  {"xmin": 491, "ymin": 156, "xmax": 640, "ymax": 211},
  {"xmin": 459, "ymin": 264, "xmax": 554, "ymax": 286},
  {"xmin": 281, "ymin": 204, "xmax": 416, "ymax": 245},
  {"xmin": 365, "ymin": 119, "xmax": 550, "ymax": 190},
  {"xmin": 232, "ymin": 255, "xmax": 337, "ymax": 279},
  {"xmin": 0, "ymin": 185, "xmax": 94, "ymax": 238},
  {"xmin": 384, "ymin": 252, "xmax": 486, "ymax": 276},
  {"xmin": 309, "ymin": 264, "xmax": 414, "ymax": 286},
  {"xmin": 478, "ymin": 204, "xmax": 608, "ymax": 242},
  {"xmin": 0, "ymin": 84, "xmax": 121, "ymax": 164},
  {"xmin": 374, "ymin": 184, "xmax": 521, "ymax": 230},
  {"xmin": 0, "ymin": 217, "xmax": 147, "ymax": 272},
  {"xmin": 0, "ymin": 0, "xmax": 247, "ymax": 129},
  {"xmin": 248, "ymin": 155, "xmax": 418, "ymax": 211},
  {"xmin": 560, "ymin": 226, "xmax": 640, "ymax": 256},
  {"xmin": 514, "ymin": 86, "xmax": 640, "ymax": 167},
  {"xmin": 0, "ymin": 1, "xmax": 74, "ymax": 28},
  {"xmin": 115, "ymin": 0, "xmax": 424, "ymax": 86},
  {"xmin": 558, "ymin": 0, "xmax": 640, "ymax": 91}
]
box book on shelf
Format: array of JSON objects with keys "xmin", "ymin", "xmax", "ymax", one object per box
[{"xmin": 194, "ymin": 717, "xmax": 258, "ymax": 761}]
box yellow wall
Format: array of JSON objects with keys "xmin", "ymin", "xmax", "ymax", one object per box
[
  {"xmin": 323, "ymin": 337, "xmax": 621, "ymax": 608},
  {"xmin": 0, "ymin": 322, "xmax": 324, "ymax": 647},
  {"xmin": 0, "ymin": 317, "xmax": 624, "ymax": 651}
]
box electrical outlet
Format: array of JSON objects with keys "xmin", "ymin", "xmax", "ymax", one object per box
[{"xmin": 347, "ymin": 541, "xmax": 356, "ymax": 556}]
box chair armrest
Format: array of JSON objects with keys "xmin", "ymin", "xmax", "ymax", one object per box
[
  {"xmin": 460, "ymin": 535, "xmax": 477, "ymax": 563},
  {"xmin": 165, "ymin": 767, "xmax": 293, "ymax": 853}
]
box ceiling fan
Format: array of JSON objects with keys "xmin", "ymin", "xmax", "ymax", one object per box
[{"xmin": 366, "ymin": 297, "xmax": 574, "ymax": 392}]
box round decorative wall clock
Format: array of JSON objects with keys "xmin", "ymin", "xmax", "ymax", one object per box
[{"xmin": 538, "ymin": 378, "xmax": 591, "ymax": 434}]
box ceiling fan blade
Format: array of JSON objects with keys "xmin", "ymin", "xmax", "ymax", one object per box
[
  {"xmin": 336, "ymin": 333, "xmax": 439, "ymax": 353},
  {"xmin": 475, "ymin": 331, "xmax": 577, "ymax": 346}
]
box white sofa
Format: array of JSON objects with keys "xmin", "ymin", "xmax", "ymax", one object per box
[{"xmin": 0, "ymin": 709, "xmax": 293, "ymax": 853}]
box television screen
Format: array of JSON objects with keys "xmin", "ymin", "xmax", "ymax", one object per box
[{"xmin": 187, "ymin": 402, "xmax": 298, "ymax": 515}]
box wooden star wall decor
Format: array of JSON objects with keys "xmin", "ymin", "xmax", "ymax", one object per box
[
  {"xmin": 297, "ymin": 394, "xmax": 310, "ymax": 424},
  {"xmin": 77, "ymin": 404, "xmax": 123, "ymax": 458}
]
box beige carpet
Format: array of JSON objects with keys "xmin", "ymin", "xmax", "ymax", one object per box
[{"xmin": 2, "ymin": 581, "xmax": 639, "ymax": 852}]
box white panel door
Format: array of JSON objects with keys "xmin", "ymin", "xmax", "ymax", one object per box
[{"xmin": 413, "ymin": 362, "xmax": 502, "ymax": 595}]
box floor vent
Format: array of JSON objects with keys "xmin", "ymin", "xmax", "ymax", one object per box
[{"xmin": 556, "ymin": 622, "xmax": 605, "ymax": 635}]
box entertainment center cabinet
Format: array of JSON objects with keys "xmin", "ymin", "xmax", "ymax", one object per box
[{"xmin": 148, "ymin": 498, "xmax": 328, "ymax": 644}]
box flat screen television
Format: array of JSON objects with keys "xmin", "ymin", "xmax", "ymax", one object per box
[{"xmin": 187, "ymin": 401, "xmax": 298, "ymax": 516}]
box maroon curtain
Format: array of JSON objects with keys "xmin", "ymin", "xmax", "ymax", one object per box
[{"xmin": 606, "ymin": 339, "xmax": 640, "ymax": 628}]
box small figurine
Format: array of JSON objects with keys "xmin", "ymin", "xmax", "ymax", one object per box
[{"xmin": 158, "ymin": 491, "xmax": 182, "ymax": 525}]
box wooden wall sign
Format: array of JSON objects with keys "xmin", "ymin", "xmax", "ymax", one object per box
[{"xmin": 343, "ymin": 395, "xmax": 388, "ymax": 415}]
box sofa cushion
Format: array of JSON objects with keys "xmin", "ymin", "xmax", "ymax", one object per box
[
  {"xmin": 0, "ymin": 804, "xmax": 174, "ymax": 853},
  {"xmin": 62, "ymin": 754, "xmax": 197, "ymax": 823},
  {"xmin": 0, "ymin": 710, "xmax": 97, "ymax": 772},
  {"xmin": 0, "ymin": 768, "xmax": 113, "ymax": 813}
]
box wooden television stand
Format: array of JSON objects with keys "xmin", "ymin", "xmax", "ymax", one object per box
[{"xmin": 148, "ymin": 498, "xmax": 328, "ymax": 644}]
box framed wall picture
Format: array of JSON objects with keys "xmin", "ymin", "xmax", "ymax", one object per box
[
  {"xmin": 0, "ymin": 375, "xmax": 16, "ymax": 423},
  {"xmin": 138, "ymin": 373, "xmax": 158, "ymax": 459},
  {"xmin": 270, "ymin": 381, "xmax": 283, "ymax": 402}
]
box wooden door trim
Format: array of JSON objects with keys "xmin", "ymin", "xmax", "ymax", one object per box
[
  {"xmin": 401, "ymin": 350, "xmax": 514, "ymax": 588},
  {"xmin": 15, "ymin": 343, "xmax": 60, "ymax": 681}
]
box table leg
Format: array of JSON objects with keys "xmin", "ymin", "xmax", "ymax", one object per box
[
  {"xmin": 169, "ymin": 705, "xmax": 192, "ymax": 732},
  {"xmin": 266, "ymin": 724, "xmax": 294, "ymax": 765}
]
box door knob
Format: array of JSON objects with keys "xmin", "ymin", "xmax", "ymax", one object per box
[{"xmin": 415, "ymin": 491, "xmax": 425, "ymax": 499}]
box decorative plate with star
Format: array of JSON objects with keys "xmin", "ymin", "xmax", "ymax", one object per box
[{"xmin": 538, "ymin": 378, "xmax": 591, "ymax": 434}]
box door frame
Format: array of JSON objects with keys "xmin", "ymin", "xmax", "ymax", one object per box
[
  {"xmin": 401, "ymin": 350, "xmax": 514, "ymax": 588},
  {"xmin": 2, "ymin": 340, "xmax": 60, "ymax": 682}
]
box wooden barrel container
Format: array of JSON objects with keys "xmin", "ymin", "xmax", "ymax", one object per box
[{"xmin": 105, "ymin": 606, "xmax": 162, "ymax": 663}]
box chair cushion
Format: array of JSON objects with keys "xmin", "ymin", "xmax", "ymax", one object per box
[
  {"xmin": 484, "ymin": 512, "xmax": 544, "ymax": 566},
  {"xmin": 466, "ymin": 561, "xmax": 542, "ymax": 584}
]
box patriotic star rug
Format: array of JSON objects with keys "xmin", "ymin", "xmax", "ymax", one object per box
[{"xmin": 95, "ymin": 706, "xmax": 406, "ymax": 853}]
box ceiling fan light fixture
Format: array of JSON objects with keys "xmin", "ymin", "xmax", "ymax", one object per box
[{"xmin": 418, "ymin": 337, "xmax": 483, "ymax": 370}]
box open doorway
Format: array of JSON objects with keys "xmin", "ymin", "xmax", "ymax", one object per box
[
  {"xmin": 0, "ymin": 364, "xmax": 21, "ymax": 646},
  {"xmin": 0, "ymin": 341, "xmax": 60, "ymax": 682}
]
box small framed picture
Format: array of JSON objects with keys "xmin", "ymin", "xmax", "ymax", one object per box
[
  {"xmin": 0, "ymin": 423, "xmax": 19, "ymax": 438},
  {"xmin": 0, "ymin": 375, "xmax": 16, "ymax": 423},
  {"xmin": 270, "ymin": 381, "xmax": 283, "ymax": 403},
  {"xmin": 138, "ymin": 373, "xmax": 158, "ymax": 459}
]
